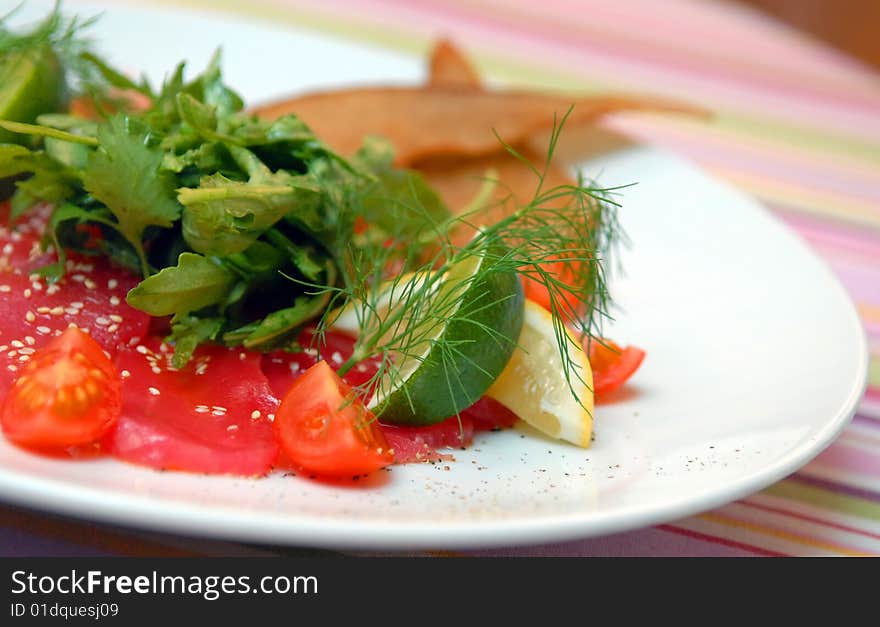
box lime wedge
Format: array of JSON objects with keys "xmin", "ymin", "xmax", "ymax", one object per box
[
  {"xmin": 0, "ymin": 45, "xmax": 65, "ymax": 144},
  {"xmin": 334, "ymin": 247, "xmax": 524, "ymax": 426}
]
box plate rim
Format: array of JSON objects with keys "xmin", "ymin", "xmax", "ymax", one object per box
[{"xmin": 0, "ymin": 1, "xmax": 870, "ymax": 550}]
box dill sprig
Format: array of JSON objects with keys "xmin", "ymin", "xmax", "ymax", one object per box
[
  {"xmin": 1, "ymin": 2, "xmax": 151, "ymax": 105},
  {"xmin": 0, "ymin": 2, "xmax": 94, "ymax": 55},
  {"xmin": 310, "ymin": 109, "xmax": 625, "ymax": 410}
]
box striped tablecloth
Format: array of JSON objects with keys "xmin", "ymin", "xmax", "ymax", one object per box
[{"xmin": 2, "ymin": 0, "xmax": 878, "ymax": 557}]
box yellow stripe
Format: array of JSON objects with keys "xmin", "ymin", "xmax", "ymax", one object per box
[
  {"xmin": 698, "ymin": 511, "xmax": 869, "ymax": 556},
  {"xmin": 703, "ymin": 167, "xmax": 880, "ymax": 230},
  {"xmin": 859, "ymin": 304, "xmax": 880, "ymax": 325}
]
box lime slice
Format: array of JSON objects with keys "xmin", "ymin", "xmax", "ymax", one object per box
[
  {"xmin": 0, "ymin": 45, "xmax": 65, "ymax": 144},
  {"xmin": 487, "ymin": 299, "xmax": 594, "ymax": 447},
  {"xmin": 334, "ymin": 247, "xmax": 524, "ymax": 426}
]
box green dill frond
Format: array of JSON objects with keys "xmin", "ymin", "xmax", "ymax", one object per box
[
  {"xmin": 307, "ymin": 109, "xmax": 629, "ymax": 412},
  {"xmin": 1, "ymin": 2, "xmax": 151, "ymax": 106},
  {"xmin": 0, "ymin": 1, "xmax": 95, "ymax": 55}
]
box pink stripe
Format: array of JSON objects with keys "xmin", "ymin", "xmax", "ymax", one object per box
[
  {"xmin": 739, "ymin": 498, "xmax": 880, "ymax": 540},
  {"xmin": 812, "ymin": 258, "xmax": 880, "ymax": 306},
  {"xmin": 445, "ymin": 0, "xmax": 880, "ymax": 103},
  {"xmin": 598, "ymin": 121, "xmax": 880, "ymax": 206},
  {"xmin": 773, "ymin": 209, "xmax": 880, "ymax": 260},
  {"xmin": 810, "ymin": 441, "xmax": 880, "ymax": 477},
  {"xmin": 657, "ymin": 524, "xmax": 783, "ymax": 556},
  {"xmin": 507, "ymin": 0, "xmax": 880, "ymax": 85}
]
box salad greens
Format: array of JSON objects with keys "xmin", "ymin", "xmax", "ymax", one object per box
[
  {"xmin": 0, "ymin": 4, "xmax": 622, "ymax": 415},
  {"xmin": 0, "ymin": 14, "xmax": 452, "ymax": 367}
]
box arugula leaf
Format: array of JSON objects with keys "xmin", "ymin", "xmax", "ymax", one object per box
[
  {"xmin": 179, "ymin": 173, "xmax": 320, "ymax": 256},
  {"xmin": 224, "ymin": 293, "xmax": 329, "ymax": 350},
  {"xmin": 0, "ymin": 143, "xmax": 33, "ymax": 177},
  {"xmin": 77, "ymin": 51, "xmax": 153, "ymax": 97},
  {"xmin": 178, "ymin": 144, "xmax": 322, "ymax": 257},
  {"xmin": 168, "ymin": 315, "xmax": 224, "ymax": 369},
  {"xmin": 126, "ymin": 252, "xmax": 236, "ymax": 317},
  {"xmin": 176, "ymin": 92, "xmax": 218, "ymax": 139},
  {"xmin": 83, "ymin": 114, "xmax": 180, "ymax": 275}
]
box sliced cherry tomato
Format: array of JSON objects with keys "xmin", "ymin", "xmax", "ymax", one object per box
[
  {"xmin": 587, "ymin": 339, "xmax": 646, "ymax": 398},
  {"xmin": 274, "ymin": 360, "xmax": 393, "ymax": 478},
  {"xmin": 521, "ymin": 256, "xmax": 584, "ymax": 320},
  {"xmin": 0, "ymin": 327, "xmax": 121, "ymax": 448}
]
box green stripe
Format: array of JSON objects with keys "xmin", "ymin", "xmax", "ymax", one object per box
[
  {"xmin": 765, "ymin": 480, "xmax": 880, "ymax": 520},
  {"xmin": 869, "ymin": 355, "xmax": 880, "ymax": 389}
]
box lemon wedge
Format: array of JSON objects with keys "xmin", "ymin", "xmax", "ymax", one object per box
[{"xmin": 486, "ymin": 299, "xmax": 593, "ymax": 447}]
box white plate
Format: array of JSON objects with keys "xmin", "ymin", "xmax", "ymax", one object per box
[{"xmin": 1, "ymin": 0, "xmax": 867, "ymax": 550}]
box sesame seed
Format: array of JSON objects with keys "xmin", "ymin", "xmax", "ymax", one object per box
[
  {"xmin": 49, "ymin": 306, "xmax": 63, "ymax": 316},
  {"xmin": 289, "ymin": 362, "xmax": 300, "ymax": 373},
  {"xmin": 84, "ymin": 279, "xmax": 97, "ymax": 290},
  {"xmin": 136, "ymin": 345, "xmax": 149, "ymax": 354},
  {"xmin": 212, "ymin": 409, "xmax": 225, "ymax": 416},
  {"xmin": 267, "ymin": 414, "xmax": 275, "ymax": 422},
  {"xmin": 6, "ymin": 365, "xmax": 16, "ymax": 372},
  {"xmin": 109, "ymin": 314, "xmax": 123, "ymax": 323},
  {"xmin": 239, "ymin": 352, "xmax": 246, "ymax": 360},
  {"xmin": 121, "ymin": 370, "xmax": 131, "ymax": 379},
  {"xmin": 107, "ymin": 324, "xmax": 119, "ymax": 333},
  {"xmin": 71, "ymin": 274, "xmax": 85, "ymax": 282},
  {"xmin": 107, "ymin": 279, "xmax": 118, "ymax": 289},
  {"xmin": 226, "ymin": 425, "xmax": 239, "ymax": 432},
  {"xmin": 151, "ymin": 367, "xmax": 162, "ymax": 375},
  {"xmin": 148, "ymin": 387, "xmax": 160, "ymax": 396},
  {"xmin": 251, "ymin": 410, "xmax": 261, "ymax": 420},
  {"xmin": 64, "ymin": 308, "xmax": 78, "ymax": 315},
  {"xmin": 10, "ymin": 341, "xmax": 23, "ymax": 348},
  {"xmin": 2, "ymin": 244, "xmax": 12, "ymax": 255},
  {"xmin": 7, "ymin": 351, "xmax": 17, "ymax": 358},
  {"xmin": 18, "ymin": 355, "xmax": 29, "ymax": 362},
  {"xmin": 195, "ymin": 406, "xmax": 210, "ymax": 414},
  {"xmin": 24, "ymin": 336, "xmax": 34, "ymax": 346},
  {"xmin": 109, "ymin": 296, "xmax": 120, "ymax": 306},
  {"xmin": 23, "ymin": 289, "xmax": 31, "ymax": 298},
  {"xmin": 19, "ymin": 348, "xmax": 34, "ymax": 355},
  {"xmin": 0, "ymin": 345, "xmax": 6, "ymax": 352},
  {"xmin": 37, "ymin": 307, "xmax": 50, "ymax": 314},
  {"xmin": 31, "ymin": 282, "xmax": 42, "ymax": 291},
  {"xmin": 46, "ymin": 284, "xmax": 59, "ymax": 295},
  {"xmin": 211, "ymin": 405, "xmax": 227, "ymax": 412},
  {"xmin": 331, "ymin": 351, "xmax": 343, "ymax": 364},
  {"xmin": 70, "ymin": 302, "xmax": 84, "ymax": 309},
  {"xmin": 0, "ymin": 285, "xmax": 10, "ymax": 293},
  {"xmin": 36, "ymin": 326, "xmax": 50, "ymax": 335},
  {"xmin": 95, "ymin": 317, "xmax": 110, "ymax": 326},
  {"xmin": 25, "ymin": 311, "xmax": 35, "ymax": 323}
]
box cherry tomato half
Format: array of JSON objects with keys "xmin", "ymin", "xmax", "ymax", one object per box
[
  {"xmin": 274, "ymin": 360, "xmax": 394, "ymax": 478},
  {"xmin": 1, "ymin": 327, "xmax": 121, "ymax": 448},
  {"xmin": 587, "ymin": 339, "xmax": 646, "ymax": 398}
]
